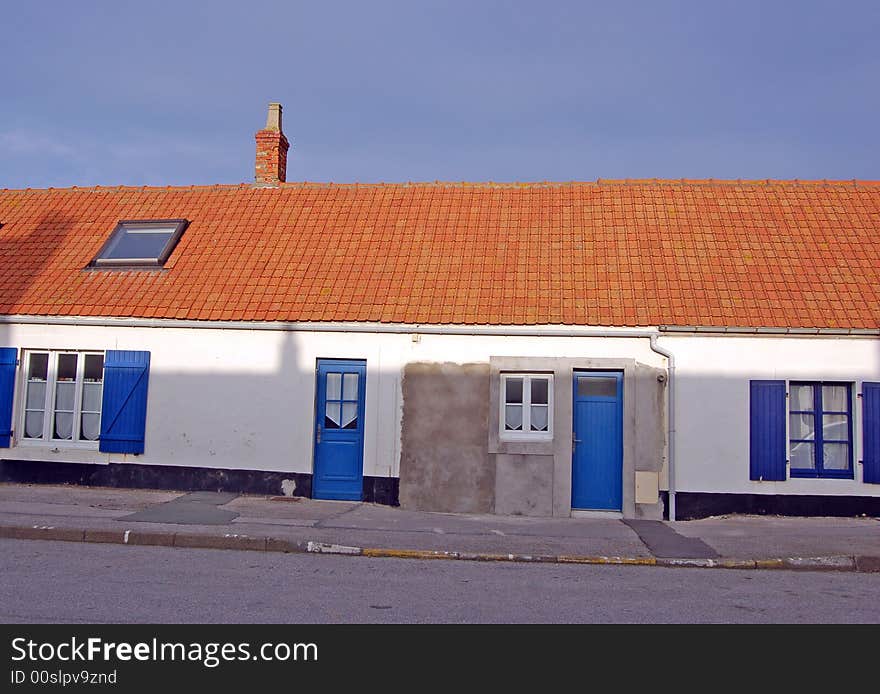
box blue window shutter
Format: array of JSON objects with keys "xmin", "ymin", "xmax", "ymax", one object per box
[
  {"xmin": 864, "ymin": 383, "xmax": 880, "ymax": 484},
  {"xmin": 99, "ymin": 350, "xmax": 150, "ymax": 454},
  {"xmin": 0, "ymin": 348, "xmax": 17, "ymax": 448},
  {"xmin": 750, "ymin": 380, "xmax": 786, "ymax": 481}
]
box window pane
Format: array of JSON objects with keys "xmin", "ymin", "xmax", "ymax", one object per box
[
  {"xmin": 789, "ymin": 413, "xmax": 815, "ymax": 441},
  {"xmin": 83, "ymin": 354, "xmax": 104, "ymax": 382},
  {"xmin": 325, "ymin": 402, "xmax": 341, "ymax": 429},
  {"xmin": 790, "ymin": 384, "xmax": 814, "ymax": 411},
  {"xmin": 81, "ymin": 382, "xmax": 102, "ymax": 413},
  {"xmin": 342, "ymin": 402, "xmax": 358, "ymax": 429},
  {"xmin": 54, "ymin": 381, "xmax": 76, "ymax": 411},
  {"xmin": 102, "ymin": 227, "xmax": 174, "ymax": 261},
  {"xmin": 822, "ymin": 385, "xmax": 848, "ymax": 412},
  {"xmin": 505, "ymin": 404, "xmax": 523, "ymax": 431},
  {"xmin": 822, "ymin": 414, "xmax": 848, "ymax": 442},
  {"xmin": 80, "ymin": 413, "xmax": 101, "ymax": 441},
  {"xmin": 57, "ymin": 353, "xmax": 78, "ymax": 381},
  {"xmin": 24, "ymin": 411, "xmax": 43, "ymax": 439},
  {"xmin": 823, "ymin": 443, "xmax": 850, "ymax": 470},
  {"xmin": 578, "ymin": 376, "xmax": 617, "ymax": 397},
  {"xmin": 54, "ymin": 412, "xmax": 73, "ymax": 440},
  {"xmin": 530, "ymin": 405, "xmax": 549, "ymax": 431},
  {"xmin": 789, "ymin": 441, "xmax": 815, "ymax": 470},
  {"xmin": 26, "ymin": 381, "xmax": 46, "ymax": 410},
  {"xmin": 326, "ymin": 373, "xmax": 341, "ymax": 400},
  {"xmin": 505, "ymin": 377, "xmax": 523, "ymax": 404},
  {"xmin": 28, "ymin": 353, "xmax": 48, "ymax": 380},
  {"xmin": 342, "ymin": 373, "xmax": 358, "ymax": 400},
  {"xmin": 531, "ymin": 378, "xmax": 549, "ymax": 405}
]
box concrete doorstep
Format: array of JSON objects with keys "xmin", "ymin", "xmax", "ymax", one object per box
[{"xmin": 1, "ymin": 522, "xmax": 878, "ymax": 573}]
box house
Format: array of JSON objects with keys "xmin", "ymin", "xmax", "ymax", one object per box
[{"xmin": 0, "ymin": 103, "xmax": 879, "ymax": 520}]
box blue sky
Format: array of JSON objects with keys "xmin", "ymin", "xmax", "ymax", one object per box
[{"xmin": 2, "ymin": 1, "xmax": 878, "ymax": 187}]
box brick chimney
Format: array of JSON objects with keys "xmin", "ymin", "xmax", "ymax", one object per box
[{"xmin": 254, "ymin": 103, "xmax": 289, "ymax": 185}]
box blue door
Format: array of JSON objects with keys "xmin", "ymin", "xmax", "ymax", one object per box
[
  {"xmin": 572, "ymin": 371, "xmax": 623, "ymax": 511},
  {"xmin": 313, "ymin": 359, "xmax": 366, "ymax": 501}
]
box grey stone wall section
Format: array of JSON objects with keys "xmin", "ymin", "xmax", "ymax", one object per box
[
  {"xmin": 399, "ymin": 362, "xmax": 494, "ymax": 513},
  {"xmin": 489, "ymin": 356, "xmax": 668, "ymax": 520},
  {"xmin": 494, "ymin": 453, "xmax": 554, "ymax": 516},
  {"xmin": 634, "ymin": 362, "xmax": 666, "ymax": 474},
  {"xmin": 633, "ymin": 362, "xmax": 667, "ymax": 520}
]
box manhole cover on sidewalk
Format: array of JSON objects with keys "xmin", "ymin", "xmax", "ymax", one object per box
[
  {"xmin": 624, "ymin": 519, "xmax": 718, "ymax": 559},
  {"xmin": 119, "ymin": 492, "xmax": 240, "ymax": 525}
]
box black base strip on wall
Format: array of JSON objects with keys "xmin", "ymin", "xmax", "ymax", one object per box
[
  {"xmin": 663, "ymin": 491, "xmax": 880, "ymax": 520},
  {"xmin": 0, "ymin": 459, "xmax": 399, "ymax": 506}
]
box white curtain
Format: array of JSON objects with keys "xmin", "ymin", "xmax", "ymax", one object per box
[
  {"xmin": 55, "ymin": 381, "xmax": 75, "ymax": 411},
  {"xmin": 54, "ymin": 413, "xmax": 73, "ymax": 440},
  {"xmin": 80, "ymin": 413, "xmax": 100, "ymax": 441},
  {"xmin": 823, "ymin": 443, "xmax": 849, "ymax": 470},
  {"xmin": 25, "ymin": 412, "xmax": 43, "ymax": 438},
  {"xmin": 790, "ymin": 384, "xmax": 814, "ymax": 411},
  {"xmin": 342, "ymin": 373, "xmax": 358, "ymax": 400},
  {"xmin": 326, "ymin": 373, "xmax": 342, "ymax": 400},
  {"xmin": 505, "ymin": 404, "xmax": 523, "ymax": 431},
  {"xmin": 822, "ymin": 385, "xmax": 848, "ymax": 412},
  {"xmin": 26, "ymin": 381, "xmax": 46, "ymax": 409},
  {"xmin": 531, "ymin": 405, "xmax": 549, "ymax": 431}
]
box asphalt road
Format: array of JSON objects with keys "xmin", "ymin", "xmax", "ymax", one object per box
[{"xmin": 1, "ymin": 539, "xmax": 878, "ymax": 623}]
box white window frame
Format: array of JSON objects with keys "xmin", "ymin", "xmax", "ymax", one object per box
[
  {"xmin": 499, "ymin": 372, "xmax": 554, "ymax": 441},
  {"xmin": 17, "ymin": 350, "xmax": 104, "ymax": 449}
]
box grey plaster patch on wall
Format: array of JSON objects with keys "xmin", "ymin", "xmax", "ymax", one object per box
[
  {"xmin": 399, "ymin": 362, "xmax": 494, "ymax": 514},
  {"xmin": 632, "ymin": 362, "xmax": 667, "ymax": 520},
  {"xmin": 494, "ymin": 453, "xmax": 554, "ymax": 516},
  {"xmin": 633, "ymin": 362, "xmax": 667, "ymax": 475}
]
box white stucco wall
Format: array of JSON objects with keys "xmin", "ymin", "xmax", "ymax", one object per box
[
  {"xmin": 0, "ymin": 321, "xmax": 664, "ymax": 480},
  {"xmin": 669, "ymin": 335, "xmax": 880, "ymax": 497}
]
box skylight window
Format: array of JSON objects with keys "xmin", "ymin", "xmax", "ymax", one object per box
[{"xmin": 91, "ymin": 219, "xmax": 188, "ymax": 267}]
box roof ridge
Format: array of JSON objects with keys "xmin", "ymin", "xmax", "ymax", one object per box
[
  {"xmin": 3, "ymin": 178, "xmax": 880, "ymax": 194},
  {"xmin": 0, "ymin": 183, "xmax": 254, "ymax": 194}
]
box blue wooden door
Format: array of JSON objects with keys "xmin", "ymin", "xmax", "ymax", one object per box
[
  {"xmin": 572, "ymin": 371, "xmax": 623, "ymax": 510},
  {"xmin": 313, "ymin": 359, "xmax": 366, "ymax": 501}
]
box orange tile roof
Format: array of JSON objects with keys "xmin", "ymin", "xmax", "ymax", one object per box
[{"xmin": 0, "ymin": 180, "xmax": 878, "ymax": 329}]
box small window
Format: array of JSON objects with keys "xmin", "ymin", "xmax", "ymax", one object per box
[
  {"xmin": 20, "ymin": 350, "xmax": 104, "ymax": 445},
  {"xmin": 90, "ymin": 219, "xmax": 188, "ymax": 267},
  {"xmin": 324, "ymin": 370, "xmax": 359, "ymax": 430},
  {"xmin": 577, "ymin": 376, "xmax": 617, "ymax": 398},
  {"xmin": 789, "ymin": 381, "xmax": 853, "ymax": 479},
  {"xmin": 501, "ymin": 373, "xmax": 553, "ymax": 440}
]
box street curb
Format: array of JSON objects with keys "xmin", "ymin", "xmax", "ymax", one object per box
[{"xmin": 1, "ymin": 523, "xmax": 878, "ymax": 573}]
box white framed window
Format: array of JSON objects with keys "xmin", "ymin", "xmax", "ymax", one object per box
[
  {"xmin": 500, "ymin": 373, "xmax": 553, "ymax": 440},
  {"xmin": 19, "ymin": 350, "xmax": 104, "ymax": 446}
]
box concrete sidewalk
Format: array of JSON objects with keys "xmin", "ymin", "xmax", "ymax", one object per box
[{"xmin": 0, "ymin": 483, "xmax": 878, "ymax": 572}]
